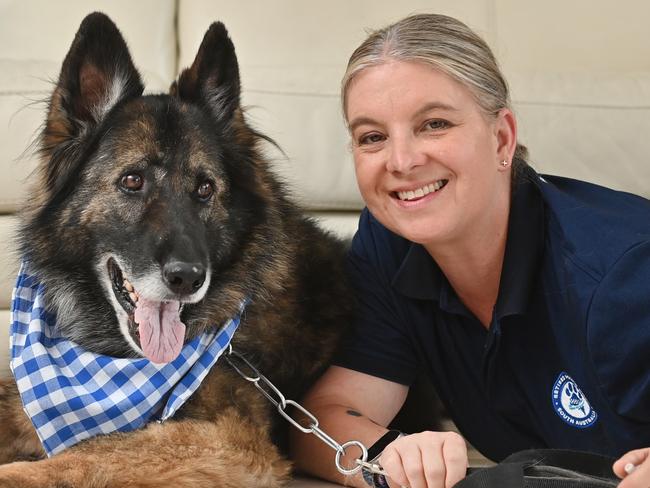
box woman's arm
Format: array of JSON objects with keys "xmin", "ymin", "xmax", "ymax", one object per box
[{"xmin": 290, "ymin": 365, "xmax": 467, "ymax": 488}]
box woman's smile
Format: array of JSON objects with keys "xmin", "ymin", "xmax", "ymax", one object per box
[{"xmin": 392, "ymin": 178, "xmax": 449, "ymax": 204}]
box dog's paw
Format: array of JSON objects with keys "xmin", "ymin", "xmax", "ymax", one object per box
[
  {"xmin": 0, "ymin": 465, "xmax": 74, "ymax": 488},
  {"xmin": 0, "ymin": 461, "xmax": 39, "ymax": 488},
  {"xmin": 0, "ymin": 461, "xmax": 73, "ymax": 488}
]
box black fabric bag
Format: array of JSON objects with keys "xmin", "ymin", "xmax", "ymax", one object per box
[{"xmin": 455, "ymin": 449, "xmax": 619, "ymax": 488}]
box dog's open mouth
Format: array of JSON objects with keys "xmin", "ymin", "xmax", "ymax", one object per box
[{"xmin": 107, "ymin": 258, "xmax": 186, "ymax": 364}]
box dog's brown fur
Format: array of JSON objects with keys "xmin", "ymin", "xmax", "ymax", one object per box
[{"xmin": 0, "ymin": 12, "xmax": 354, "ymax": 487}]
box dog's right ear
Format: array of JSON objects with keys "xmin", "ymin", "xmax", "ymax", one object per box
[
  {"xmin": 41, "ymin": 12, "xmax": 144, "ymax": 195},
  {"xmin": 43, "ymin": 13, "xmax": 143, "ymax": 153}
]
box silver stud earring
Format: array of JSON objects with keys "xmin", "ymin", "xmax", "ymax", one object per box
[{"xmin": 500, "ymin": 160, "xmax": 509, "ymax": 167}]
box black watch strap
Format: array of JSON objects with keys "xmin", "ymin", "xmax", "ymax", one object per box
[
  {"xmin": 362, "ymin": 430, "xmax": 404, "ymax": 487},
  {"xmin": 367, "ymin": 429, "xmax": 404, "ymax": 460}
]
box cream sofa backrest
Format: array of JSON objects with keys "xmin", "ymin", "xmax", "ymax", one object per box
[{"xmin": 1, "ymin": 1, "xmax": 650, "ymax": 377}]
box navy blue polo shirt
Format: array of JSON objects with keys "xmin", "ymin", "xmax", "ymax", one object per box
[{"xmin": 334, "ymin": 167, "xmax": 650, "ymax": 461}]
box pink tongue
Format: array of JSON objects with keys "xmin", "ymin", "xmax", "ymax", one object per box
[{"xmin": 133, "ymin": 298, "xmax": 185, "ymax": 364}]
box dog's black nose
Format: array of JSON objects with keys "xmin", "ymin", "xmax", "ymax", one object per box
[{"xmin": 163, "ymin": 262, "xmax": 206, "ymax": 295}]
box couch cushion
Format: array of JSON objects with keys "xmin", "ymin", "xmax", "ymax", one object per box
[
  {"xmin": 510, "ymin": 72, "xmax": 650, "ymax": 197},
  {"xmin": 494, "ymin": 0, "xmax": 650, "ymax": 75},
  {"xmin": 0, "ymin": 62, "xmax": 43, "ymax": 213},
  {"xmin": 0, "ymin": 1, "xmax": 176, "ymax": 85},
  {"xmin": 0, "ymin": 215, "xmax": 19, "ymax": 310},
  {"xmin": 309, "ymin": 211, "xmax": 360, "ymax": 239}
]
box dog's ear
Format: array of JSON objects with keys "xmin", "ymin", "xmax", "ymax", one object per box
[
  {"xmin": 173, "ymin": 22, "xmax": 241, "ymax": 125},
  {"xmin": 41, "ymin": 12, "xmax": 144, "ymax": 194},
  {"xmin": 44, "ymin": 12, "xmax": 143, "ymax": 145}
]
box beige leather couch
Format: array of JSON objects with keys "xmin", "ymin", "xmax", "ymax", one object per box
[{"xmin": 1, "ymin": 1, "xmax": 649, "ymax": 486}]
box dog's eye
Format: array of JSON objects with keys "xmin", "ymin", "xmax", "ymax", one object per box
[
  {"xmin": 120, "ymin": 173, "xmax": 144, "ymax": 192},
  {"xmin": 196, "ymin": 181, "xmax": 214, "ymax": 201}
]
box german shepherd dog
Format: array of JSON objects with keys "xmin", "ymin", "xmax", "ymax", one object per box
[{"xmin": 0, "ymin": 12, "xmax": 353, "ymax": 487}]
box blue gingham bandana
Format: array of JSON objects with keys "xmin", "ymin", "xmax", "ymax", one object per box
[{"xmin": 9, "ymin": 262, "xmax": 244, "ymax": 457}]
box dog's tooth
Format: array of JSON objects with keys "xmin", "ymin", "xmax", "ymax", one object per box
[
  {"xmin": 123, "ymin": 280, "xmax": 134, "ymax": 292},
  {"xmin": 129, "ymin": 292, "xmax": 138, "ymax": 303}
]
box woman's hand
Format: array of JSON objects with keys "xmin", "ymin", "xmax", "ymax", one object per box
[
  {"xmin": 613, "ymin": 448, "xmax": 650, "ymax": 487},
  {"xmin": 378, "ymin": 431, "xmax": 468, "ymax": 488}
]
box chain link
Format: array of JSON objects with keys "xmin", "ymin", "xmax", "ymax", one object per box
[{"xmin": 224, "ymin": 345, "xmax": 370, "ymax": 476}]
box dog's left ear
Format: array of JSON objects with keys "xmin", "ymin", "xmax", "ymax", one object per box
[{"xmin": 172, "ymin": 22, "xmax": 241, "ymax": 125}]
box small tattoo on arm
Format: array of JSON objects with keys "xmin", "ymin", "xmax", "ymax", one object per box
[{"xmin": 346, "ymin": 409, "xmax": 363, "ymax": 417}]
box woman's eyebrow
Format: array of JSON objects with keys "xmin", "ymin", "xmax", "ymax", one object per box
[
  {"xmin": 348, "ymin": 116, "xmax": 378, "ymax": 133},
  {"xmin": 348, "ymin": 102, "xmax": 459, "ymax": 132},
  {"xmin": 414, "ymin": 101, "xmax": 458, "ymax": 118}
]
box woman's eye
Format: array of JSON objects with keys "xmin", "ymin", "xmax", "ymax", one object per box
[
  {"xmin": 196, "ymin": 181, "xmax": 214, "ymax": 201},
  {"xmin": 119, "ymin": 173, "xmax": 144, "ymax": 191},
  {"xmin": 424, "ymin": 119, "xmax": 451, "ymax": 131},
  {"xmin": 359, "ymin": 133, "xmax": 385, "ymax": 145}
]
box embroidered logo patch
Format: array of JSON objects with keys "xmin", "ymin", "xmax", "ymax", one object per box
[{"xmin": 552, "ymin": 372, "xmax": 597, "ymax": 428}]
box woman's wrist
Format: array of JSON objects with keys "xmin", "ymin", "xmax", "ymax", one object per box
[{"xmin": 361, "ymin": 430, "xmax": 404, "ymax": 487}]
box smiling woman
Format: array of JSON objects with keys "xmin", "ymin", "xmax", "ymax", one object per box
[{"xmin": 290, "ymin": 13, "xmax": 650, "ymax": 488}]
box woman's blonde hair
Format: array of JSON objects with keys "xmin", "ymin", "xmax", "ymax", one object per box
[{"xmin": 341, "ymin": 13, "xmax": 528, "ymax": 162}]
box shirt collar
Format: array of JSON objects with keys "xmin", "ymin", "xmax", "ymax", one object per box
[
  {"xmin": 392, "ymin": 243, "xmax": 442, "ymax": 300},
  {"xmin": 494, "ymin": 169, "xmax": 545, "ymax": 318},
  {"xmin": 392, "ymin": 168, "xmax": 544, "ymax": 318}
]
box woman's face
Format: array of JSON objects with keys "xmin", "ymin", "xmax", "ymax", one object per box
[{"xmin": 346, "ymin": 60, "xmax": 515, "ymax": 249}]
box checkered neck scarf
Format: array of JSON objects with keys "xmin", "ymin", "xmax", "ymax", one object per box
[{"xmin": 9, "ymin": 262, "xmax": 244, "ymax": 457}]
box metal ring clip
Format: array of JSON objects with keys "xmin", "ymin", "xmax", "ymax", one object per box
[{"xmin": 334, "ymin": 440, "xmax": 368, "ymax": 476}]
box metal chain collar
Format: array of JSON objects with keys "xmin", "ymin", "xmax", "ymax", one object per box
[{"xmin": 224, "ymin": 345, "xmax": 374, "ymax": 476}]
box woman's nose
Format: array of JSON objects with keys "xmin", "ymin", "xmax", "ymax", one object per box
[{"xmin": 385, "ymin": 133, "xmax": 425, "ymax": 174}]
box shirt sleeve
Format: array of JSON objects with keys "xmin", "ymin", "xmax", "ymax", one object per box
[
  {"xmin": 332, "ymin": 212, "xmax": 418, "ymax": 386},
  {"xmin": 587, "ymin": 240, "xmax": 650, "ymax": 423}
]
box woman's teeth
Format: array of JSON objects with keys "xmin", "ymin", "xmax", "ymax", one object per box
[{"xmin": 397, "ymin": 180, "xmax": 447, "ymax": 201}]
